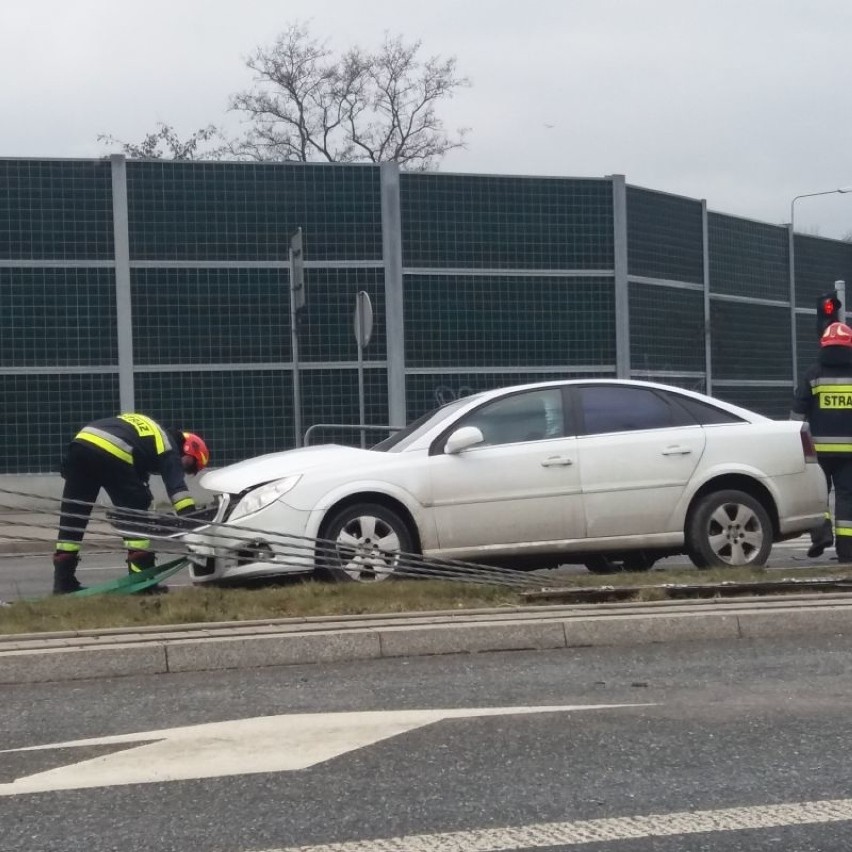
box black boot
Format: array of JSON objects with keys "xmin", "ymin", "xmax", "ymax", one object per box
[
  {"xmin": 127, "ymin": 550, "xmax": 168, "ymax": 595},
  {"xmin": 807, "ymin": 518, "xmax": 834, "ymax": 558},
  {"xmin": 52, "ymin": 552, "xmax": 84, "ymax": 595}
]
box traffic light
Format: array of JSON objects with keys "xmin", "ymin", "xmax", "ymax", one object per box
[{"xmin": 817, "ymin": 290, "xmax": 843, "ymax": 337}]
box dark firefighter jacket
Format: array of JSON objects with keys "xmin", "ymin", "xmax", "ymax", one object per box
[
  {"xmin": 72, "ymin": 413, "xmax": 196, "ymax": 512},
  {"xmin": 792, "ymin": 346, "xmax": 852, "ymax": 455}
]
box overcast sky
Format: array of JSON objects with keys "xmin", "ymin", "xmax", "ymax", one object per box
[{"xmin": 3, "ymin": 0, "xmax": 852, "ymax": 238}]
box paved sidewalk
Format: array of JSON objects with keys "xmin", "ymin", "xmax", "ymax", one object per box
[{"xmin": 3, "ymin": 593, "xmax": 852, "ymax": 685}]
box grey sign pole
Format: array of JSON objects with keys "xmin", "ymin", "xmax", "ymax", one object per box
[
  {"xmin": 836, "ymin": 280, "xmax": 847, "ymax": 323},
  {"xmin": 289, "ymin": 228, "xmax": 305, "ymax": 447},
  {"xmin": 354, "ymin": 290, "xmax": 374, "ymax": 448}
]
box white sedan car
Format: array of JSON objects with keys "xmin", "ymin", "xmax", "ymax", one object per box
[{"xmin": 183, "ymin": 379, "xmax": 827, "ymax": 583}]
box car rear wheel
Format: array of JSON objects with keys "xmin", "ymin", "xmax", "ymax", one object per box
[
  {"xmin": 316, "ymin": 503, "xmax": 414, "ymax": 583},
  {"xmin": 686, "ymin": 489, "xmax": 772, "ymax": 568}
]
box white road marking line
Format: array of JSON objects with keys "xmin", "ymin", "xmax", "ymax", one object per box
[
  {"xmin": 0, "ymin": 704, "xmax": 651, "ymax": 796},
  {"xmin": 265, "ymin": 798, "xmax": 852, "ymax": 851}
]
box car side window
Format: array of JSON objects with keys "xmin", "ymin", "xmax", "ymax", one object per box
[
  {"xmin": 579, "ymin": 386, "xmax": 677, "ymax": 435},
  {"xmin": 463, "ymin": 389, "xmax": 566, "ymax": 446}
]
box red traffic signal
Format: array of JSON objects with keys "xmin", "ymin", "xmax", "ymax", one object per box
[
  {"xmin": 817, "ymin": 290, "xmax": 843, "ymax": 337},
  {"xmin": 822, "ymin": 296, "xmax": 841, "ymax": 316}
]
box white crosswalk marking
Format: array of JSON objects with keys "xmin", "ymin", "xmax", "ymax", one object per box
[{"xmin": 265, "ymin": 799, "xmax": 852, "ymax": 851}]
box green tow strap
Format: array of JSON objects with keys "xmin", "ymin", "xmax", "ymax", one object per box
[{"xmin": 69, "ymin": 557, "xmax": 189, "ymax": 597}]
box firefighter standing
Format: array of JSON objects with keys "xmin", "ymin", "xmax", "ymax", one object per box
[
  {"xmin": 792, "ymin": 321, "xmax": 852, "ymax": 561},
  {"xmin": 52, "ymin": 413, "xmax": 210, "ymax": 594}
]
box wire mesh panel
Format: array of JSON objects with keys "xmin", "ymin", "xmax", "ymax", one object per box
[
  {"xmin": 404, "ymin": 275, "xmax": 616, "ymax": 368},
  {"xmin": 9, "ymin": 157, "xmax": 852, "ymax": 475},
  {"xmin": 0, "ymin": 268, "xmax": 117, "ymax": 367},
  {"xmin": 710, "ymin": 301, "xmax": 792, "ymax": 383},
  {"xmin": 0, "ymin": 159, "xmax": 114, "ymax": 260},
  {"xmin": 796, "ymin": 312, "xmax": 820, "ymax": 378},
  {"xmin": 0, "ymin": 373, "xmax": 120, "ymax": 473},
  {"xmin": 627, "ymin": 187, "xmax": 704, "ymax": 283},
  {"xmin": 131, "ymin": 268, "xmax": 289, "ymax": 365},
  {"xmin": 400, "ymin": 174, "xmax": 614, "ymax": 270},
  {"xmin": 296, "ymin": 268, "xmax": 387, "ymax": 363},
  {"xmin": 708, "ymin": 213, "xmax": 789, "ymax": 301},
  {"xmin": 794, "ymin": 234, "xmax": 852, "ymax": 308},
  {"xmin": 300, "ymin": 368, "xmax": 389, "ymax": 446},
  {"xmin": 629, "ymin": 282, "xmax": 705, "ymax": 373},
  {"xmin": 712, "ymin": 384, "xmax": 792, "ymax": 419},
  {"xmin": 134, "ymin": 370, "xmax": 292, "ymax": 467},
  {"xmin": 126, "ymin": 161, "xmax": 382, "ymax": 262}
]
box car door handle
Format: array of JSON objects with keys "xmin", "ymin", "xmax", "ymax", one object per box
[
  {"xmin": 661, "ymin": 446, "xmax": 692, "ymax": 456},
  {"xmin": 541, "ymin": 456, "xmax": 574, "ymax": 467}
]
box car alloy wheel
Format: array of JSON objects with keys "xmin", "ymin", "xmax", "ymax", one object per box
[
  {"xmin": 317, "ymin": 502, "xmax": 414, "ymax": 583},
  {"xmin": 686, "ymin": 489, "xmax": 772, "ymax": 568}
]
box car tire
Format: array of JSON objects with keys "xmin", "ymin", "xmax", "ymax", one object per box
[
  {"xmin": 686, "ymin": 489, "xmax": 773, "ymax": 568},
  {"xmin": 316, "ymin": 502, "xmax": 414, "ymax": 583}
]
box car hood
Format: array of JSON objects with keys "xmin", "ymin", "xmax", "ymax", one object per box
[{"xmin": 200, "ymin": 445, "xmax": 394, "ymax": 494}]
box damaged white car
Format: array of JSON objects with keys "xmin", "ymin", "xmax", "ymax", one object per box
[{"xmin": 182, "ymin": 379, "xmax": 827, "ymax": 584}]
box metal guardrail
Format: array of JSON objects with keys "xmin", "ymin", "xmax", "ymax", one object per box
[{"xmin": 303, "ymin": 423, "xmax": 403, "ymax": 447}]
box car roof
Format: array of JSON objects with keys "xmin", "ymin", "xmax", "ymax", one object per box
[{"xmin": 458, "ymin": 379, "xmax": 765, "ymax": 422}]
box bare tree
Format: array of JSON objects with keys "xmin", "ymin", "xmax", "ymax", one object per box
[
  {"xmin": 98, "ymin": 122, "xmax": 230, "ymax": 161},
  {"xmin": 230, "ymin": 23, "xmax": 470, "ymax": 169}
]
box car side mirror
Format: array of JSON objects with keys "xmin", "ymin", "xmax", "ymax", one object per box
[{"xmin": 444, "ymin": 426, "xmax": 484, "ymax": 454}]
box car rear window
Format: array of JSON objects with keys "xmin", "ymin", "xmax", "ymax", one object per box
[{"xmin": 671, "ymin": 395, "xmax": 745, "ymax": 424}]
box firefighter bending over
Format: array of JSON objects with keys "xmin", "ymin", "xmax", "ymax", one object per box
[{"xmin": 52, "ymin": 414, "xmax": 210, "ymax": 594}]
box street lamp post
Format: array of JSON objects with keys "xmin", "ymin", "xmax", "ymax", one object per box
[{"xmin": 788, "ymin": 187, "xmax": 852, "ymax": 383}]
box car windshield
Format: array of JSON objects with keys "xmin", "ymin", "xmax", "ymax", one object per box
[{"xmin": 372, "ymin": 397, "xmax": 477, "ymax": 452}]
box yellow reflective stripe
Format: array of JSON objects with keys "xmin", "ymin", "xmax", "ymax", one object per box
[
  {"xmin": 123, "ymin": 538, "xmax": 151, "ymax": 550},
  {"xmin": 76, "ymin": 431, "xmax": 134, "ymax": 463},
  {"xmin": 825, "ymin": 511, "xmax": 832, "ymax": 520},
  {"xmin": 810, "ymin": 377, "xmax": 852, "ymax": 387},
  {"xmin": 814, "ymin": 442, "xmax": 852, "ymax": 452},
  {"xmin": 173, "ymin": 497, "xmax": 195, "ymax": 512},
  {"xmin": 55, "ymin": 541, "xmax": 81, "ymax": 552},
  {"xmin": 119, "ymin": 413, "xmax": 167, "ymax": 454},
  {"xmin": 836, "ymin": 528, "xmax": 852, "ymax": 537}
]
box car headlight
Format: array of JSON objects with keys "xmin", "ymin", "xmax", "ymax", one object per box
[{"xmin": 228, "ymin": 475, "xmax": 302, "ymax": 522}]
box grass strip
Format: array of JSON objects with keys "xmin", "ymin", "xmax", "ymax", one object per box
[{"xmin": 3, "ymin": 562, "xmax": 852, "ymax": 635}]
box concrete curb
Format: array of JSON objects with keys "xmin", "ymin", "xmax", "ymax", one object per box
[{"xmin": 3, "ymin": 595, "xmax": 852, "ymax": 685}]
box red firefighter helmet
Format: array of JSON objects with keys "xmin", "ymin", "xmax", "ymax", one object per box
[
  {"xmin": 820, "ymin": 322, "xmax": 852, "ymax": 348},
  {"xmin": 181, "ymin": 431, "xmax": 210, "ymax": 472}
]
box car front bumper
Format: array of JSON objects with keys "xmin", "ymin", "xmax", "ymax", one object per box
[{"xmin": 183, "ymin": 497, "xmax": 317, "ymax": 584}]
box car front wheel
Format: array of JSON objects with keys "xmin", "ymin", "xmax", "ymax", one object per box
[
  {"xmin": 316, "ymin": 503, "xmax": 414, "ymax": 583},
  {"xmin": 686, "ymin": 489, "xmax": 773, "ymax": 568}
]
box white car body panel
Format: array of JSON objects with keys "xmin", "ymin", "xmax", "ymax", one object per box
[
  {"xmin": 427, "ymin": 436, "xmax": 584, "ymax": 549},
  {"xmin": 184, "ymin": 379, "xmax": 828, "ymax": 583},
  {"xmin": 578, "ymin": 424, "xmax": 706, "ymax": 537}
]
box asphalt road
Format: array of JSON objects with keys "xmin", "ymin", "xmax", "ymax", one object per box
[
  {"xmin": 0, "ymin": 538, "xmax": 827, "ymax": 601},
  {"xmin": 2, "ymin": 634, "xmax": 852, "ymax": 851}
]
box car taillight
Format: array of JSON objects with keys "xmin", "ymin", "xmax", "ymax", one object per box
[{"xmin": 800, "ymin": 425, "xmax": 818, "ymax": 463}]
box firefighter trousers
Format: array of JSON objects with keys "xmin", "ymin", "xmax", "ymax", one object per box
[
  {"xmin": 56, "ymin": 441, "xmax": 154, "ymax": 550},
  {"xmin": 814, "ymin": 455, "xmax": 852, "ymax": 561}
]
